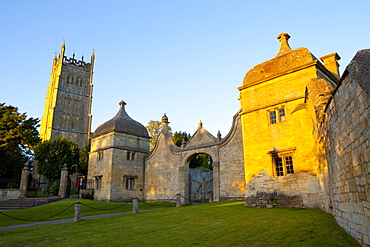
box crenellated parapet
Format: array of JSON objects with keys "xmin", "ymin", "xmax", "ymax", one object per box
[{"xmin": 63, "ymin": 55, "xmax": 92, "ymax": 69}]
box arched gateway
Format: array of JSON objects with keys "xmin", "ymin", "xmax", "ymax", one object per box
[
  {"xmin": 144, "ymin": 112, "xmax": 246, "ymax": 203},
  {"xmin": 87, "ymin": 102, "xmax": 245, "ymax": 203}
]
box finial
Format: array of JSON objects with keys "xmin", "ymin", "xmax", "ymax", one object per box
[
  {"xmin": 198, "ymin": 120, "xmax": 203, "ymax": 128},
  {"xmin": 81, "ymin": 55, "xmax": 84, "ymax": 62},
  {"xmin": 119, "ymin": 100, "xmax": 126, "ymax": 107},
  {"xmin": 162, "ymin": 113, "xmax": 169, "ymax": 123},
  {"xmin": 62, "ymin": 163, "xmax": 68, "ymax": 170},
  {"xmin": 276, "ymin": 33, "xmax": 292, "ymax": 56},
  {"xmin": 217, "ymin": 130, "xmax": 221, "ymax": 138},
  {"xmin": 72, "ymin": 52, "xmax": 75, "ymax": 59},
  {"xmin": 181, "ymin": 138, "xmax": 186, "ymax": 148},
  {"xmin": 91, "ymin": 49, "xmax": 97, "ymax": 59},
  {"xmin": 63, "ymin": 39, "xmax": 69, "ymax": 44}
]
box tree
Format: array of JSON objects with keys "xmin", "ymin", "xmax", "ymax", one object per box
[
  {"xmin": 146, "ymin": 120, "xmax": 161, "ymax": 150},
  {"xmin": 0, "ymin": 103, "xmax": 41, "ymax": 178},
  {"xmin": 78, "ymin": 140, "xmax": 91, "ymax": 176},
  {"xmin": 189, "ymin": 153, "xmax": 213, "ymax": 170},
  {"xmin": 172, "ymin": 131, "xmax": 191, "ymax": 147},
  {"xmin": 146, "ymin": 120, "xmax": 171, "ymax": 151},
  {"xmin": 34, "ymin": 137, "xmax": 80, "ymax": 183}
]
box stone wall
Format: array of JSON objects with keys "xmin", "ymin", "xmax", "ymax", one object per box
[
  {"xmin": 323, "ymin": 49, "xmax": 370, "ymax": 246},
  {"xmin": 218, "ymin": 112, "xmax": 246, "ymax": 200},
  {"xmin": 144, "ymin": 114, "xmax": 246, "ymax": 203},
  {"xmin": 246, "ymin": 169, "xmax": 320, "ymax": 208},
  {"xmin": 144, "ymin": 132, "xmax": 182, "ymax": 200},
  {"xmin": 0, "ymin": 189, "xmax": 20, "ymax": 200}
]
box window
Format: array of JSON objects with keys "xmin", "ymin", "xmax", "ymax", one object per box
[
  {"xmin": 126, "ymin": 178, "xmax": 135, "ymax": 190},
  {"xmin": 269, "ymin": 111, "xmax": 277, "ymax": 124},
  {"xmin": 124, "ymin": 175, "xmax": 137, "ymax": 190},
  {"xmin": 269, "ymin": 107, "xmax": 286, "ymax": 124},
  {"xmin": 127, "ymin": 151, "xmax": 135, "ymax": 160},
  {"xmin": 278, "ymin": 108, "xmax": 286, "ymax": 122},
  {"xmin": 95, "ymin": 176, "xmax": 102, "ymax": 189},
  {"xmin": 274, "ymin": 155, "xmax": 294, "ymax": 176},
  {"xmin": 98, "ymin": 151, "xmax": 104, "ymax": 161}
]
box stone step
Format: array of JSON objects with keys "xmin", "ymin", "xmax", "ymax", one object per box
[{"xmin": 0, "ymin": 197, "xmax": 61, "ymax": 210}]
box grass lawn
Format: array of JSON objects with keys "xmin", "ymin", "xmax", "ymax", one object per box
[
  {"xmin": 0, "ymin": 201, "xmax": 359, "ymax": 247},
  {"xmin": 0, "ymin": 198, "xmax": 175, "ymax": 227}
]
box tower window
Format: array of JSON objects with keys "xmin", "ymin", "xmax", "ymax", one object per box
[
  {"xmin": 127, "ymin": 151, "xmax": 135, "ymax": 160},
  {"xmin": 98, "ymin": 151, "xmax": 104, "ymax": 161},
  {"xmin": 269, "ymin": 106, "xmax": 286, "ymax": 124}
]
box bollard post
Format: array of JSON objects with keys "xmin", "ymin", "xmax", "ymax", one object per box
[
  {"xmin": 209, "ymin": 191, "xmax": 214, "ymax": 203},
  {"xmin": 74, "ymin": 201, "xmax": 81, "ymax": 222},
  {"xmin": 132, "ymin": 197, "xmax": 138, "ymax": 214},
  {"xmin": 176, "ymin": 194, "xmax": 182, "ymax": 207}
]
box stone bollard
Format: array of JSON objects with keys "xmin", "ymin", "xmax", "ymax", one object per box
[
  {"xmin": 74, "ymin": 201, "xmax": 81, "ymax": 222},
  {"xmin": 209, "ymin": 191, "xmax": 214, "ymax": 203},
  {"xmin": 132, "ymin": 197, "xmax": 138, "ymax": 214},
  {"xmin": 176, "ymin": 194, "xmax": 182, "ymax": 207}
]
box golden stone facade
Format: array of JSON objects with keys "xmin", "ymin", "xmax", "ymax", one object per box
[
  {"xmin": 86, "ymin": 33, "xmax": 369, "ymax": 245},
  {"xmin": 39, "ymin": 44, "xmax": 94, "ymax": 148},
  {"xmin": 238, "ymin": 33, "xmax": 339, "ymax": 207}
]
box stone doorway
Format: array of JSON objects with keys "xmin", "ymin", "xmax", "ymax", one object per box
[{"xmin": 187, "ymin": 153, "xmax": 213, "ymax": 203}]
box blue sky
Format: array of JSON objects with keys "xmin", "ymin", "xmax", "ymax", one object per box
[{"xmin": 1, "ymin": 0, "xmax": 369, "ymax": 137}]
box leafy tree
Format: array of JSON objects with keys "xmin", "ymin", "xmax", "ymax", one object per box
[
  {"xmin": 0, "ymin": 103, "xmax": 41, "ymax": 178},
  {"xmin": 189, "ymin": 153, "xmax": 213, "ymax": 170},
  {"xmin": 34, "ymin": 136, "xmax": 80, "ymax": 183},
  {"xmin": 146, "ymin": 120, "xmax": 172, "ymax": 151},
  {"xmin": 78, "ymin": 140, "xmax": 91, "ymax": 176},
  {"xmin": 172, "ymin": 131, "xmax": 191, "ymax": 147}
]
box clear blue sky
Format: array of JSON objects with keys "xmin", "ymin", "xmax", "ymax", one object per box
[{"xmin": 1, "ymin": 0, "xmax": 369, "ymax": 136}]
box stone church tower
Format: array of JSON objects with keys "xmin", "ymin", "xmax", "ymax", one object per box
[{"xmin": 39, "ymin": 43, "xmax": 94, "ymax": 148}]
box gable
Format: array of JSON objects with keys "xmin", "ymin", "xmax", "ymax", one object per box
[{"xmin": 186, "ymin": 127, "xmax": 216, "ymax": 148}]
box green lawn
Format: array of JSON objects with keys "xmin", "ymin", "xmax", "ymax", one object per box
[
  {"xmin": 0, "ymin": 201, "xmax": 359, "ymax": 247},
  {"xmin": 0, "ymin": 198, "xmax": 175, "ymax": 227}
]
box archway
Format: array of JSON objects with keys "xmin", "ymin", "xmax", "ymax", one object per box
[{"xmin": 186, "ymin": 153, "xmax": 213, "ymax": 203}]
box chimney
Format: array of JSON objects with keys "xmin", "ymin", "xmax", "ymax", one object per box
[{"xmin": 320, "ymin": 53, "xmax": 341, "ymax": 78}]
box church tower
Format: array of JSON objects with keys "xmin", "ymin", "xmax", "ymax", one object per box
[{"xmin": 39, "ymin": 43, "xmax": 94, "ymax": 148}]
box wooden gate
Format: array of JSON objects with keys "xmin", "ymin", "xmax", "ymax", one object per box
[{"xmin": 189, "ymin": 169, "xmax": 213, "ymax": 203}]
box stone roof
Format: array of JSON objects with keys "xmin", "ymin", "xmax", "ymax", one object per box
[
  {"xmin": 92, "ymin": 101, "xmax": 149, "ymax": 138},
  {"xmin": 241, "ymin": 33, "xmax": 317, "ymax": 87}
]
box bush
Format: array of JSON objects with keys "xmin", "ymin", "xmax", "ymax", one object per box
[
  {"xmin": 81, "ymin": 190, "xmax": 94, "ymax": 200},
  {"xmin": 48, "ymin": 183, "xmax": 59, "ymax": 196},
  {"xmin": 70, "ymin": 188, "xmax": 77, "ymax": 195}
]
